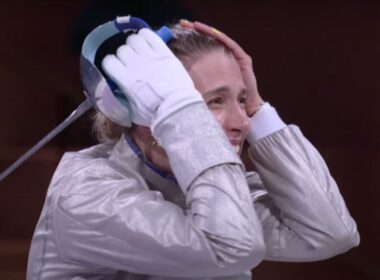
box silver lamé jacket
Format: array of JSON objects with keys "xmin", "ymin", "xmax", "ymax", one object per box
[{"xmin": 27, "ymin": 103, "xmax": 360, "ymax": 279}]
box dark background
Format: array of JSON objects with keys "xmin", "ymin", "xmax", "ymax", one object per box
[{"xmin": 0, "ymin": 1, "xmax": 378, "ymax": 279}]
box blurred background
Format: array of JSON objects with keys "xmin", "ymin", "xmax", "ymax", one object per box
[{"xmin": 0, "ymin": 0, "xmax": 378, "ymax": 279}]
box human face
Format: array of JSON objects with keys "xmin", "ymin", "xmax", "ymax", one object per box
[
  {"xmin": 188, "ymin": 50, "xmax": 250, "ymax": 154},
  {"xmin": 131, "ymin": 50, "xmax": 249, "ymax": 174}
]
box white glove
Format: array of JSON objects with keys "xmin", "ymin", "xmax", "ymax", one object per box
[{"xmin": 102, "ymin": 28, "xmax": 204, "ymax": 127}]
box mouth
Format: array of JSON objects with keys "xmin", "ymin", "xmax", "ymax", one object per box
[{"xmin": 229, "ymin": 136, "xmax": 246, "ymax": 155}]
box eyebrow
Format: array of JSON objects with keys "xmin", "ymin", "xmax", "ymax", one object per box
[{"xmin": 203, "ymin": 86, "xmax": 247, "ymax": 98}]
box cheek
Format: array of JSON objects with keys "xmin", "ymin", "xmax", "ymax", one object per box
[{"xmin": 210, "ymin": 109, "xmax": 226, "ymax": 127}]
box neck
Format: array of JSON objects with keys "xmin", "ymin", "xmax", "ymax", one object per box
[{"xmin": 130, "ymin": 126, "xmax": 173, "ymax": 175}]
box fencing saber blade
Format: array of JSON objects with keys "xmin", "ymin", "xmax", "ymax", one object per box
[{"xmin": 0, "ymin": 98, "xmax": 93, "ymax": 183}]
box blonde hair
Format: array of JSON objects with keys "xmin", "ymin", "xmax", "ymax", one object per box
[{"xmin": 93, "ymin": 23, "xmax": 228, "ymax": 143}]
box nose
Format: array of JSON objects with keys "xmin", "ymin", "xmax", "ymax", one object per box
[{"xmin": 224, "ymin": 101, "xmax": 249, "ymax": 136}]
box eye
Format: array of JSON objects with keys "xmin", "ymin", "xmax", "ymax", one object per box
[
  {"xmin": 207, "ymin": 97, "xmax": 224, "ymax": 107},
  {"xmin": 239, "ymin": 96, "xmax": 247, "ymax": 107}
]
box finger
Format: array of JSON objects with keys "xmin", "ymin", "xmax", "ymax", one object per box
[
  {"xmin": 179, "ymin": 19, "xmax": 194, "ymax": 29},
  {"xmin": 126, "ymin": 33, "xmax": 152, "ymax": 55},
  {"xmin": 102, "ymin": 54, "xmax": 129, "ymax": 86},
  {"xmin": 139, "ymin": 28, "xmax": 170, "ymax": 54},
  {"xmin": 193, "ymin": 21, "xmax": 249, "ymax": 61},
  {"xmin": 193, "ymin": 21, "xmax": 221, "ymax": 37},
  {"xmin": 116, "ymin": 44, "xmax": 137, "ymax": 67},
  {"xmin": 193, "ymin": 21, "xmax": 239, "ymax": 49}
]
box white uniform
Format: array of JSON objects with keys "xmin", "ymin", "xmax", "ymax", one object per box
[{"xmin": 27, "ymin": 103, "xmax": 359, "ymax": 279}]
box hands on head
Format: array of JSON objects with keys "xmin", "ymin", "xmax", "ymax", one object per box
[
  {"xmin": 99, "ymin": 18, "xmax": 263, "ymax": 171},
  {"xmin": 180, "ymin": 19, "xmax": 264, "ymax": 116}
]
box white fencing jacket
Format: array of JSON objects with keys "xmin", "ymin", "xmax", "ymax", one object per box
[{"xmin": 27, "ymin": 103, "xmax": 359, "ymax": 279}]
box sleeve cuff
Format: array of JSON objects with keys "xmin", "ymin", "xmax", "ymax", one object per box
[
  {"xmin": 152, "ymin": 103, "xmax": 242, "ymax": 192},
  {"xmin": 247, "ymin": 103, "xmax": 287, "ymax": 144}
]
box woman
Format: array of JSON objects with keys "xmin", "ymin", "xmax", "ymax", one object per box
[{"xmin": 27, "ymin": 20, "xmax": 359, "ymax": 279}]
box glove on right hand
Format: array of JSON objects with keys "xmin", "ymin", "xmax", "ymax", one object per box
[{"xmin": 102, "ymin": 28, "xmax": 204, "ymax": 127}]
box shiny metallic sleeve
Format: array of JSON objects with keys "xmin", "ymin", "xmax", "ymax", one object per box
[
  {"xmin": 247, "ymin": 125, "xmax": 360, "ymax": 261},
  {"xmin": 53, "ymin": 103, "xmax": 266, "ymax": 277},
  {"xmin": 153, "ymin": 102, "xmax": 242, "ymax": 191}
]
